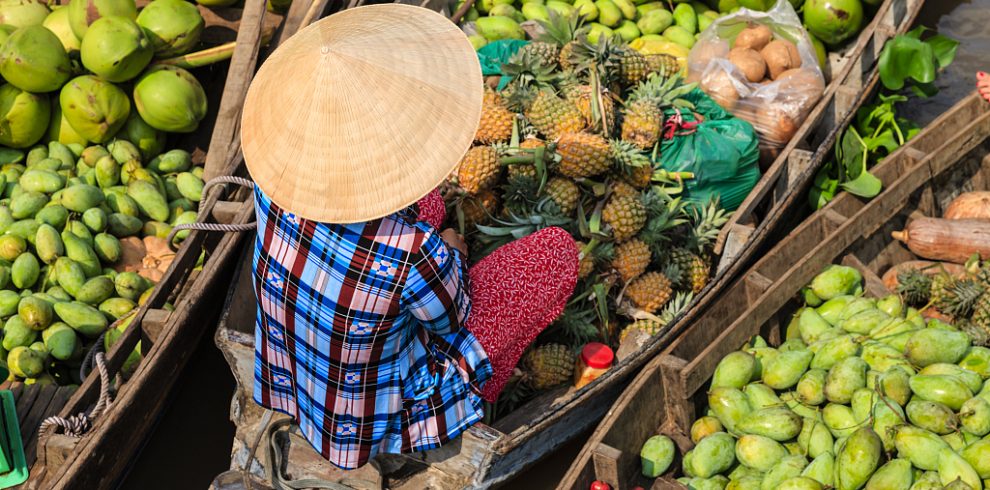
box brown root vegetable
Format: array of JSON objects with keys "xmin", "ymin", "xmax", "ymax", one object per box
[
  {"xmin": 892, "ymin": 217, "xmax": 990, "ymax": 264},
  {"xmin": 734, "ymin": 24, "xmax": 772, "ymax": 51},
  {"xmin": 728, "ymin": 47, "xmax": 766, "ymax": 83},
  {"xmin": 761, "ymin": 39, "xmax": 801, "ymax": 79},
  {"xmin": 701, "ymin": 69, "xmax": 740, "ymax": 110},
  {"xmin": 756, "ymin": 105, "xmax": 798, "ymax": 145},
  {"xmin": 944, "ymin": 192, "xmax": 990, "ymax": 219},
  {"xmin": 688, "ymin": 40, "xmax": 730, "ymax": 82},
  {"xmin": 775, "ymin": 68, "xmax": 824, "ymax": 112},
  {"xmin": 881, "ymin": 260, "xmax": 967, "ymax": 291}
]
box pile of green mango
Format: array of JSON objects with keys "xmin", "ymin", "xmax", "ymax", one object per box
[
  {"xmin": 640, "ymin": 265, "xmax": 990, "ymax": 490},
  {"xmin": 0, "ymin": 0, "xmax": 223, "ymax": 385}
]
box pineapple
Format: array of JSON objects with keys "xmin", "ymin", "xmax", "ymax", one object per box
[
  {"xmin": 475, "ymin": 89, "xmax": 514, "ymax": 144},
  {"xmin": 575, "ymin": 241, "xmax": 595, "ymax": 279},
  {"xmin": 460, "ymin": 189, "xmax": 500, "ymax": 230},
  {"xmin": 669, "ymin": 247, "xmax": 709, "ymax": 293},
  {"xmin": 603, "ymin": 192, "xmax": 646, "ymax": 242},
  {"xmin": 625, "ymin": 271, "xmax": 673, "ymax": 313},
  {"xmin": 508, "ymin": 137, "xmax": 547, "ymax": 180},
  {"xmin": 644, "ymin": 54, "xmax": 681, "ymax": 80},
  {"xmin": 685, "ymin": 198, "xmax": 731, "ymax": 256},
  {"xmin": 621, "ymin": 100, "xmax": 663, "ymax": 150},
  {"xmin": 518, "ymin": 41, "xmax": 560, "ymax": 69},
  {"xmin": 618, "ymin": 319, "xmax": 662, "ymax": 342},
  {"xmin": 619, "ymin": 291, "xmax": 694, "ymax": 341},
  {"xmin": 929, "ymin": 273, "xmax": 953, "ymax": 311},
  {"xmin": 618, "ymin": 47, "xmax": 651, "ymax": 87},
  {"xmin": 611, "ymin": 139, "xmax": 653, "ymax": 188},
  {"xmin": 896, "ymin": 268, "xmax": 932, "ymax": 306},
  {"xmin": 527, "ymin": 91, "xmax": 587, "ymax": 141},
  {"xmin": 939, "ymin": 278, "xmax": 984, "ymax": 318},
  {"xmin": 534, "ymin": 12, "xmax": 586, "ymax": 70},
  {"xmin": 968, "ymin": 293, "xmax": 990, "ymax": 345},
  {"xmin": 546, "ymin": 177, "xmax": 581, "ymax": 214},
  {"xmin": 613, "ymin": 238, "xmax": 650, "ymax": 282},
  {"xmin": 564, "ymin": 83, "xmax": 616, "ymax": 130},
  {"xmin": 457, "ymin": 146, "xmax": 502, "ymax": 194},
  {"xmin": 611, "ymin": 181, "xmax": 639, "ymax": 199},
  {"xmin": 522, "ymin": 343, "xmax": 576, "ymax": 390},
  {"xmin": 556, "ymin": 132, "xmax": 611, "ymax": 178}
]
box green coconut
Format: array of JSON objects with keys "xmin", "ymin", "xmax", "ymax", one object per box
[
  {"xmin": 0, "ymin": 24, "xmax": 14, "ymax": 45},
  {"xmin": 59, "ymin": 75, "xmax": 130, "ymax": 143},
  {"xmin": 0, "ymin": 26, "xmax": 73, "ymax": 93},
  {"xmin": 0, "ymin": 84, "xmax": 50, "ymax": 148},
  {"xmin": 80, "ymin": 16, "xmax": 152, "ymax": 83},
  {"xmin": 133, "ymin": 65, "xmax": 207, "ymax": 133},
  {"xmin": 135, "ymin": 0, "xmax": 204, "ymax": 57},
  {"xmin": 46, "ymin": 102, "xmax": 88, "ymax": 147},
  {"xmin": 803, "ymin": 0, "xmax": 864, "ymax": 46},
  {"xmin": 120, "ymin": 111, "xmax": 164, "ymax": 161},
  {"xmin": 42, "ymin": 6, "xmax": 81, "ymax": 53},
  {"xmin": 0, "ymin": 0, "xmax": 49, "ymax": 29},
  {"xmin": 67, "ymin": 0, "xmax": 136, "ymax": 40}
]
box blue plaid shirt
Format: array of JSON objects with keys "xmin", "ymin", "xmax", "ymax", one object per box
[{"xmin": 252, "ymin": 186, "xmax": 492, "ymax": 469}]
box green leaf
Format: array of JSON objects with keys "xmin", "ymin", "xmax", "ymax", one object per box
[
  {"xmin": 879, "ymin": 36, "xmax": 936, "ymax": 90},
  {"xmin": 839, "ymin": 128, "xmax": 867, "ymax": 179},
  {"xmin": 840, "ymin": 170, "xmax": 883, "ymax": 198},
  {"xmin": 905, "ymin": 25, "xmax": 928, "ymax": 39},
  {"xmin": 925, "ymin": 34, "xmax": 959, "ymax": 69},
  {"xmin": 910, "ymin": 81, "xmax": 939, "ymax": 98}
]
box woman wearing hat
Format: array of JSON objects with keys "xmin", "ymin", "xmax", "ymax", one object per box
[{"xmin": 240, "ymin": 5, "xmax": 579, "ymax": 470}]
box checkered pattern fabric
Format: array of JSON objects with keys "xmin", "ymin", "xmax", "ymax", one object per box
[{"xmin": 252, "ymin": 186, "xmax": 491, "ymax": 470}]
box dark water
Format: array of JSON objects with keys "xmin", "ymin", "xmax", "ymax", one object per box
[{"xmin": 118, "ymin": 2, "xmax": 988, "ymax": 489}]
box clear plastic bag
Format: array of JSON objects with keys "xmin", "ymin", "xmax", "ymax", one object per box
[{"xmin": 687, "ymin": 0, "xmax": 825, "ymax": 155}]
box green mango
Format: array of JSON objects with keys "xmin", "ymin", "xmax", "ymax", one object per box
[
  {"xmin": 62, "ymin": 231, "xmax": 100, "ymax": 277},
  {"xmin": 851, "ymin": 388, "xmax": 875, "ymax": 424},
  {"xmin": 114, "ymin": 271, "xmax": 151, "ymax": 301},
  {"xmin": 810, "ymin": 265, "xmax": 862, "ymax": 301},
  {"xmin": 801, "ymin": 452, "xmax": 833, "ymax": 487},
  {"xmin": 835, "ymin": 427, "xmax": 881, "ymax": 490},
  {"xmin": 817, "ymin": 296, "xmax": 855, "ymax": 325},
  {"xmin": 959, "ymin": 347, "xmax": 990, "ymax": 379},
  {"xmin": 94, "ymin": 155, "xmax": 120, "ymax": 189},
  {"xmin": 761, "ymin": 455, "xmax": 807, "ymax": 490},
  {"xmin": 874, "ymin": 366, "xmax": 910, "ymax": 407},
  {"xmin": 781, "ymin": 391, "xmax": 820, "ymax": 420},
  {"xmin": 895, "ymin": 425, "xmax": 950, "ymax": 471},
  {"xmin": 689, "ymin": 432, "xmax": 735, "ymax": 478},
  {"xmin": 35, "ymin": 205, "xmax": 68, "ymax": 229},
  {"xmin": 910, "ymin": 471, "xmax": 942, "ymax": 490},
  {"xmin": 910, "ymin": 375, "xmax": 974, "ymax": 410},
  {"xmin": 41, "ymin": 322, "xmax": 78, "ymax": 361},
  {"xmin": 640, "ymin": 434, "xmax": 674, "ymax": 477},
  {"xmin": 837, "ymin": 297, "xmax": 874, "ymax": 321},
  {"xmin": 919, "ymin": 363, "xmax": 983, "ymax": 394},
  {"xmin": 19, "ymin": 169, "xmax": 65, "ymax": 194},
  {"xmin": 611, "ymin": 0, "xmax": 636, "ymax": 20},
  {"xmin": 798, "ymin": 308, "xmax": 835, "ymax": 344},
  {"xmin": 637, "ymin": 8, "xmax": 672, "ymax": 35},
  {"xmin": 697, "ymin": 10, "xmax": 717, "ymax": 32},
  {"xmin": 0, "ymin": 290, "xmax": 18, "ymax": 317},
  {"xmin": 959, "ymin": 396, "xmax": 990, "ymax": 436},
  {"xmin": 672, "ymin": 2, "xmax": 696, "ymax": 33},
  {"xmin": 736, "ymin": 434, "xmax": 787, "ymax": 472},
  {"xmin": 960, "ymin": 439, "xmax": 990, "ymax": 479},
  {"xmin": 2, "ymin": 316, "xmax": 35, "ymax": 351},
  {"xmin": 779, "ymin": 339, "xmax": 807, "ymax": 353},
  {"xmin": 745, "ymin": 382, "xmax": 782, "ymax": 409},
  {"xmin": 0, "ymin": 206, "xmax": 12, "ymax": 234},
  {"xmin": 0, "ymin": 234, "xmax": 25, "ymax": 261},
  {"xmin": 764, "ymin": 350, "xmax": 813, "ymax": 390},
  {"xmin": 11, "ymin": 251, "xmax": 38, "ymax": 289},
  {"xmin": 7, "ymin": 346, "xmax": 43, "ymax": 378},
  {"xmin": 938, "ymin": 446, "xmax": 982, "ymax": 489},
  {"xmin": 712, "ymin": 351, "xmax": 756, "ymax": 389},
  {"xmin": 61, "ymin": 184, "xmax": 104, "ymax": 213},
  {"xmin": 475, "ymin": 15, "xmax": 525, "ymax": 40},
  {"xmin": 796, "ymin": 368, "xmax": 827, "ymax": 405},
  {"xmin": 81, "ymin": 208, "xmax": 108, "ymax": 234},
  {"xmin": 871, "ymin": 397, "xmax": 903, "ymax": 452},
  {"xmin": 876, "ymin": 295, "xmax": 903, "ymax": 317},
  {"xmin": 663, "ymin": 24, "xmax": 695, "ymax": 48},
  {"xmin": 54, "ymin": 257, "xmax": 85, "ymax": 297},
  {"xmin": 107, "ymin": 212, "xmax": 142, "ymax": 237},
  {"xmin": 861, "ymin": 341, "xmax": 912, "ymax": 373},
  {"xmin": 34, "ymin": 223, "xmax": 63, "ymax": 265},
  {"xmin": 811, "ymin": 335, "xmax": 860, "ymax": 370},
  {"xmin": 18, "ymin": 295, "xmax": 52, "ymax": 331},
  {"xmin": 841, "ymin": 309, "xmax": 890, "ymax": 336},
  {"xmin": 594, "ymin": 0, "xmax": 622, "ymax": 26},
  {"xmin": 106, "ymin": 193, "xmax": 140, "ymax": 217},
  {"xmin": 690, "ymin": 416, "xmax": 723, "ymax": 443},
  {"xmin": 865, "ymin": 458, "xmax": 913, "ymax": 490},
  {"xmin": 709, "ymin": 386, "xmax": 751, "ymax": 433},
  {"xmin": 798, "ymin": 417, "xmax": 833, "ymax": 458},
  {"xmin": 10, "ymin": 190, "xmax": 48, "ymax": 219},
  {"xmin": 736, "ymin": 406, "xmax": 802, "ymax": 441},
  {"xmin": 727, "ymin": 476, "xmax": 764, "ymax": 490},
  {"xmin": 126, "ymin": 179, "xmax": 169, "ymax": 222},
  {"xmin": 66, "ymin": 220, "xmax": 94, "ymax": 248},
  {"xmin": 728, "ymin": 464, "xmax": 762, "ymax": 482},
  {"xmin": 941, "ymin": 431, "xmax": 969, "ymax": 452},
  {"xmin": 824, "ymin": 356, "xmax": 868, "ymax": 404},
  {"xmin": 823, "ymin": 403, "xmax": 860, "ymax": 439},
  {"xmin": 521, "ymin": 2, "xmax": 549, "ymax": 21},
  {"xmin": 46, "ymin": 286, "xmax": 71, "ymax": 302},
  {"xmin": 573, "ymin": 0, "xmax": 598, "ymax": 20},
  {"xmin": 98, "ymin": 297, "xmax": 135, "ymax": 320},
  {"xmin": 54, "ymin": 301, "xmax": 107, "ymax": 338},
  {"xmin": 746, "ymin": 346, "xmax": 779, "ymax": 380},
  {"xmin": 906, "ymin": 329, "xmax": 971, "ymax": 367},
  {"xmin": 614, "ymin": 20, "xmax": 640, "ymax": 42},
  {"xmin": 93, "ymin": 233, "xmax": 120, "ymax": 264},
  {"xmin": 906, "ymin": 400, "xmax": 958, "ymax": 435},
  {"xmin": 75, "ymin": 276, "xmax": 114, "ymax": 305}
]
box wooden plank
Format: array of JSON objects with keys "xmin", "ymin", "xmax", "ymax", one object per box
[
  {"xmin": 659, "ymin": 356, "xmax": 691, "ymax": 436},
  {"xmin": 140, "ymin": 309, "xmax": 172, "ymax": 348},
  {"xmin": 29, "ymin": 387, "xmax": 74, "ymax": 472},
  {"xmin": 592, "ymin": 444, "xmax": 622, "ymax": 490},
  {"xmin": 842, "ymin": 254, "xmax": 890, "ymax": 297}
]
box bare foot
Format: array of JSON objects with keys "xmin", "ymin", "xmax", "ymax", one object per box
[{"xmin": 979, "ymin": 72, "xmax": 990, "ymax": 103}]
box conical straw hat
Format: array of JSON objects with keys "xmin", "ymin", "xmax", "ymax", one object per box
[{"xmin": 241, "ymin": 4, "xmax": 483, "ymax": 223}]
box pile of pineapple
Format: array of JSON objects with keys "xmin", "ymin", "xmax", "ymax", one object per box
[
  {"xmin": 445, "ymin": 13, "xmax": 731, "ymax": 411},
  {"xmin": 897, "ymin": 260, "xmax": 990, "ymax": 347}
]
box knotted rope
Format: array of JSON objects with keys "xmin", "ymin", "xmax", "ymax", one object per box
[
  {"xmin": 166, "ymin": 176, "xmax": 257, "ymax": 248},
  {"xmin": 39, "ymin": 352, "xmax": 113, "ymax": 438}
]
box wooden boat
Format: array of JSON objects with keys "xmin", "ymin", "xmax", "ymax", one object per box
[
  {"xmin": 208, "ymin": 1, "xmax": 927, "ymax": 488},
  {"xmin": 8, "ymin": 1, "xmax": 299, "ymax": 488},
  {"xmin": 558, "ymin": 91, "xmax": 990, "ymax": 489}
]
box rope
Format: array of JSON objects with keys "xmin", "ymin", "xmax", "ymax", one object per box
[
  {"xmin": 39, "ymin": 353, "xmax": 113, "ymax": 439},
  {"xmin": 166, "ymin": 176, "xmax": 257, "ymax": 248},
  {"xmin": 79, "ymin": 331, "xmax": 106, "ymax": 380}
]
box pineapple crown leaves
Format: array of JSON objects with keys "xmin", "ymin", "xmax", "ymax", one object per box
[
  {"xmin": 627, "ymin": 73, "xmax": 698, "ymax": 110},
  {"xmin": 502, "ymin": 52, "xmax": 560, "ymax": 110},
  {"xmin": 637, "ymin": 189, "xmax": 689, "ymax": 249},
  {"xmin": 501, "ymin": 174, "xmax": 542, "ymax": 214},
  {"xmin": 542, "ymin": 302, "xmax": 601, "ymax": 347},
  {"xmin": 942, "ymin": 278, "xmax": 985, "ymax": 318},
  {"xmin": 475, "ymin": 198, "xmax": 573, "ymax": 247},
  {"xmin": 610, "ymin": 139, "xmax": 652, "ymax": 171},
  {"xmin": 535, "ymin": 10, "xmax": 587, "ymax": 47},
  {"xmin": 685, "ymin": 197, "xmax": 731, "ymax": 255},
  {"xmin": 567, "ymin": 33, "xmax": 624, "ymax": 87},
  {"xmin": 657, "ymin": 291, "xmax": 694, "ymax": 325},
  {"xmin": 896, "ymin": 268, "xmax": 932, "ymax": 305}
]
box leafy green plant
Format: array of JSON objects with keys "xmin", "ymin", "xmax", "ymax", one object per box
[{"xmin": 809, "ymin": 28, "xmax": 958, "ymax": 210}]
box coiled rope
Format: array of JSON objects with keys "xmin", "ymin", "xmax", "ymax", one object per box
[
  {"xmin": 39, "ymin": 352, "xmax": 113, "ymax": 438},
  {"xmin": 166, "ymin": 176, "xmax": 257, "ymax": 248}
]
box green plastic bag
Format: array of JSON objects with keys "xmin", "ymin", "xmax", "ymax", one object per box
[
  {"xmin": 475, "ymin": 40, "xmax": 528, "ymax": 90},
  {"xmin": 659, "ymin": 88, "xmax": 760, "ymax": 211}
]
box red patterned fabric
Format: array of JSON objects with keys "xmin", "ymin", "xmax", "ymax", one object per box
[
  {"xmin": 415, "ymin": 189, "xmax": 447, "ymax": 230},
  {"xmin": 464, "ymin": 227, "xmax": 580, "ymax": 401}
]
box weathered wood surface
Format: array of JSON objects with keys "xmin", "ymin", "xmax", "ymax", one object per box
[
  {"xmin": 557, "ymin": 92, "xmax": 990, "ymax": 490},
  {"xmin": 0, "ymin": 381, "xmax": 76, "ymax": 477}
]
